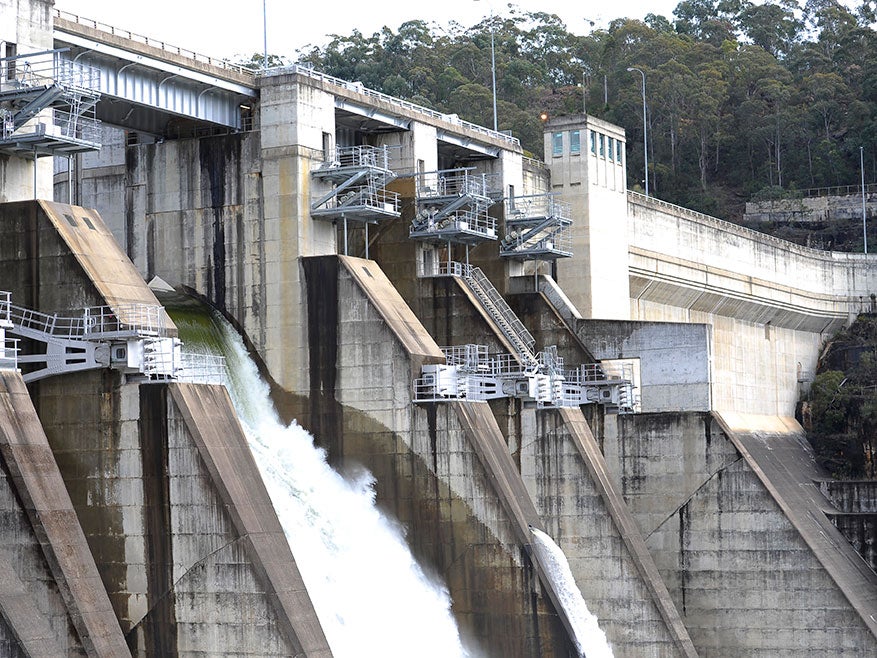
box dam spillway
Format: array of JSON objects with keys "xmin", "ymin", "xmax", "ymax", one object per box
[
  {"xmin": 170, "ymin": 301, "xmax": 470, "ymax": 657},
  {"xmin": 1, "ymin": 2, "xmax": 877, "ymax": 652}
]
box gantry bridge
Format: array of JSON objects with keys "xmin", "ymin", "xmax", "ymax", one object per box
[{"xmin": 52, "ymin": 10, "xmax": 258, "ymax": 135}]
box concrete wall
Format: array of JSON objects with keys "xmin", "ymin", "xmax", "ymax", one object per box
[
  {"xmin": 628, "ymin": 194, "xmax": 876, "ymax": 321},
  {"xmin": 745, "ymin": 193, "xmax": 877, "ymax": 224},
  {"xmin": 299, "ymin": 255, "xmax": 577, "ymax": 657},
  {"xmin": 0, "ymin": 369, "xmax": 118, "ymax": 657},
  {"xmin": 164, "ymin": 383, "xmax": 330, "ymax": 657},
  {"xmin": 522, "ymin": 407, "xmax": 695, "ymax": 657},
  {"xmin": 0, "ymin": 199, "xmax": 329, "ymax": 656},
  {"xmin": 573, "ymin": 319, "xmax": 712, "ymax": 413},
  {"xmin": 607, "ymin": 412, "xmax": 877, "ymax": 656},
  {"xmin": 625, "ymin": 194, "xmax": 877, "ymax": 415}
]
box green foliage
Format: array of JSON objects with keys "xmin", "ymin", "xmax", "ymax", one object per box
[
  {"xmin": 804, "ymin": 316, "xmax": 877, "ymax": 478},
  {"xmin": 292, "ymin": 2, "xmax": 877, "ymax": 229}
]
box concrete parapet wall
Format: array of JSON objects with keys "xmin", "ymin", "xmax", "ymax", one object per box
[{"xmin": 629, "ymin": 193, "xmax": 877, "ymax": 304}]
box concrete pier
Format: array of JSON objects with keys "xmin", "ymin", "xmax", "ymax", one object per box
[{"xmin": 0, "ymin": 369, "xmax": 129, "ymax": 657}]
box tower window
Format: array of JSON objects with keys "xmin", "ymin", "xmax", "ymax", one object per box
[
  {"xmin": 552, "ymin": 132, "xmax": 563, "ymax": 156},
  {"xmin": 570, "ymin": 130, "xmax": 581, "ymax": 155}
]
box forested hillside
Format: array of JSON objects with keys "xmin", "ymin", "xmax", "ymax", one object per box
[{"xmin": 277, "ymin": 0, "xmax": 877, "ymax": 227}]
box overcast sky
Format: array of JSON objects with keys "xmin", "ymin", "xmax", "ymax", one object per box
[{"xmin": 54, "ymin": 0, "xmax": 683, "ymax": 63}]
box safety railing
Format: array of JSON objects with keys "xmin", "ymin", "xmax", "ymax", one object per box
[
  {"xmin": 0, "ymin": 291, "xmax": 10, "ymax": 324},
  {"xmin": 0, "ymin": 337, "xmax": 18, "ymax": 370},
  {"xmin": 54, "ymin": 9, "xmax": 254, "ymax": 77},
  {"xmin": 799, "ymin": 183, "xmax": 877, "ymax": 199},
  {"xmin": 271, "ymin": 64, "xmax": 520, "ymax": 148},
  {"xmin": 434, "ymin": 260, "xmax": 473, "ymax": 278},
  {"xmin": 505, "ymin": 194, "xmax": 571, "ymax": 223},
  {"xmin": 500, "ymin": 219, "xmax": 572, "ymax": 257},
  {"xmin": 442, "ymin": 344, "xmax": 489, "ymax": 369},
  {"xmin": 417, "ymin": 169, "xmax": 492, "ymax": 199},
  {"xmin": 0, "ymin": 51, "xmax": 100, "ymax": 94},
  {"xmin": 464, "ymin": 266, "xmax": 536, "ymax": 356},
  {"xmin": 83, "ymin": 304, "xmax": 169, "ymax": 338},
  {"xmin": 319, "ymin": 144, "xmax": 394, "ymax": 171},
  {"xmin": 9, "ymin": 304, "xmax": 86, "ymax": 338},
  {"xmin": 334, "ymin": 184, "xmax": 400, "ymax": 212},
  {"xmin": 5, "ymin": 109, "xmax": 101, "ymax": 143},
  {"xmin": 410, "ymin": 208, "xmax": 496, "ymax": 237}
]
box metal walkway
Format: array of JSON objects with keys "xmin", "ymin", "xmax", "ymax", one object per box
[
  {"xmin": 410, "ymin": 169, "xmax": 498, "ymax": 246},
  {"xmin": 500, "ymin": 194, "xmax": 573, "ymax": 261},
  {"xmin": 1, "ymin": 291, "xmax": 224, "ymax": 384},
  {"xmin": 53, "ymin": 10, "xmax": 257, "ymax": 135},
  {"xmin": 0, "ymin": 49, "xmax": 101, "ymax": 157},
  {"xmin": 418, "ymin": 267, "xmax": 635, "ymax": 411}
]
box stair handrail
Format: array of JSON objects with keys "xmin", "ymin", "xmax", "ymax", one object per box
[
  {"xmin": 465, "ymin": 266, "xmax": 536, "ymax": 355},
  {"xmin": 9, "ymin": 303, "xmax": 86, "ymax": 339}
]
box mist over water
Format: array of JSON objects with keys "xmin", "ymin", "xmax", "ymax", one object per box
[
  {"xmin": 172, "ymin": 307, "xmax": 469, "ymax": 658},
  {"xmin": 530, "ymin": 528, "xmax": 614, "ymax": 658}
]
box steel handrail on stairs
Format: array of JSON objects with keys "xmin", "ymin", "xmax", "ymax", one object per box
[{"xmin": 459, "ymin": 266, "xmax": 539, "ymax": 371}]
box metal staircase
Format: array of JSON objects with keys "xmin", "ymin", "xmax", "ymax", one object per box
[
  {"xmin": 0, "ymin": 292, "xmax": 224, "ymax": 384},
  {"xmin": 0, "ymin": 49, "xmax": 101, "ymax": 157},
  {"xmin": 311, "ymin": 145, "xmax": 401, "ymax": 223},
  {"xmin": 500, "ymin": 194, "xmax": 572, "ymax": 261},
  {"xmin": 410, "ymin": 169, "xmax": 498, "ymax": 245},
  {"xmin": 459, "ymin": 264, "xmax": 539, "ymax": 372}
]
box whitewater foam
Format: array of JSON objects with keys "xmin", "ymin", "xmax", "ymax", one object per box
[
  {"xmin": 176, "ymin": 310, "xmax": 469, "ymax": 658},
  {"xmin": 530, "ymin": 527, "xmax": 614, "ymax": 658}
]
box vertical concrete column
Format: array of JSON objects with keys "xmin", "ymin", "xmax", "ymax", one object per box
[{"xmin": 258, "ymin": 73, "xmax": 338, "ymax": 396}]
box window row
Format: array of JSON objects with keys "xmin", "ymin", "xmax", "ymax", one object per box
[{"xmin": 552, "ymin": 129, "xmax": 623, "ymax": 163}]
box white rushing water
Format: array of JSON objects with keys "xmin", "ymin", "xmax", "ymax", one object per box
[
  {"xmin": 186, "ymin": 313, "xmax": 469, "ymax": 658},
  {"xmin": 529, "ymin": 527, "xmax": 614, "ymax": 658}
]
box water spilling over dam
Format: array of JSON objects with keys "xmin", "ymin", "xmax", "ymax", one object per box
[
  {"xmin": 530, "ymin": 527, "xmax": 613, "ymax": 658},
  {"xmin": 170, "ymin": 302, "xmax": 470, "ymax": 657}
]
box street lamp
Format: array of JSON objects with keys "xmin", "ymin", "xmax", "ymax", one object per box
[
  {"xmin": 475, "ymin": 0, "xmax": 498, "ymax": 132},
  {"xmin": 862, "ymin": 146, "xmax": 868, "ymax": 254},
  {"xmin": 262, "ymin": 0, "xmax": 268, "ymax": 70},
  {"xmin": 627, "ymin": 67, "xmax": 649, "ymax": 197}
]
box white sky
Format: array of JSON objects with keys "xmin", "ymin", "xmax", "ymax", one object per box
[{"xmin": 54, "ymin": 0, "xmax": 682, "ymax": 63}]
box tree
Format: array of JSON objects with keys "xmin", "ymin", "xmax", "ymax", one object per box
[{"xmin": 737, "ymin": 0, "xmax": 802, "ymax": 58}]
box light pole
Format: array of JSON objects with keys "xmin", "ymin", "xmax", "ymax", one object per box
[
  {"xmin": 862, "ymin": 146, "xmax": 868, "ymax": 254},
  {"xmin": 475, "ymin": 0, "xmax": 498, "ymax": 132},
  {"xmin": 627, "ymin": 67, "xmax": 648, "ymax": 197},
  {"xmin": 582, "ymin": 19, "xmax": 595, "ymax": 115},
  {"xmin": 262, "ymin": 0, "xmax": 268, "ymax": 70}
]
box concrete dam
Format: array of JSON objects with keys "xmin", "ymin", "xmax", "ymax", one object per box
[{"xmin": 1, "ymin": 2, "xmax": 877, "ymax": 655}]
